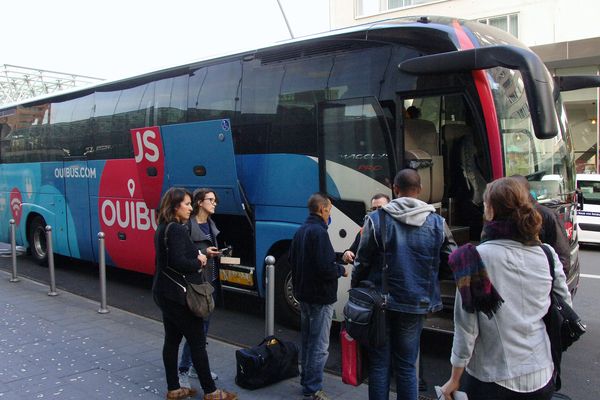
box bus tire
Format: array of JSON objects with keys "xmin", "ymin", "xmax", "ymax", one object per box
[
  {"xmin": 28, "ymin": 215, "xmax": 48, "ymax": 265},
  {"xmin": 274, "ymin": 252, "xmax": 301, "ymax": 330}
]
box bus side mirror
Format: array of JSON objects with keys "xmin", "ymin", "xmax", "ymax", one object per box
[
  {"xmin": 577, "ymin": 189, "xmax": 584, "ymax": 210},
  {"xmin": 399, "ymin": 45, "xmax": 558, "ymax": 140}
]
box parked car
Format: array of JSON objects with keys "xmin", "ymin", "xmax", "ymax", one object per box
[{"xmin": 576, "ymin": 173, "xmax": 600, "ymax": 244}]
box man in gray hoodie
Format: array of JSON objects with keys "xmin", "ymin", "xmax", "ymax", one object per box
[{"xmin": 353, "ymin": 168, "xmax": 456, "ymax": 400}]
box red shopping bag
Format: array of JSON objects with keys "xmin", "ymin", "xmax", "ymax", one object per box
[{"xmin": 341, "ymin": 326, "xmax": 363, "ymax": 386}]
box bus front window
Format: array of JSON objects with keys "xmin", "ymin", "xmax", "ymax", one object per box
[{"xmin": 491, "ymin": 67, "xmax": 574, "ymax": 203}]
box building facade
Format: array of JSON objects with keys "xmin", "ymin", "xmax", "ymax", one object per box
[{"xmin": 329, "ymin": 0, "xmax": 600, "ymax": 173}]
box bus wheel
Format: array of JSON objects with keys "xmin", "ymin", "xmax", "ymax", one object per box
[
  {"xmin": 274, "ymin": 252, "xmax": 301, "ymax": 329},
  {"xmin": 28, "ymin": 215, "xmax": 48, "ymax": 265}
]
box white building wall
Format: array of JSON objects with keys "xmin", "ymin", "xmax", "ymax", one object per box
[{"xmin": 330, "ymin": 0, "xmax": 600, "ymax": 46}]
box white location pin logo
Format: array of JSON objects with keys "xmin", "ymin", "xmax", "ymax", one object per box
[{"xmin": 127, "ymin": 179, "xmax": 135, "ymax": 198}]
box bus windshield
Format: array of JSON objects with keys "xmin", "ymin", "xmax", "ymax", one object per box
[{"xmin": 490, "ymin": 67, "xmax": 575, "ymax": 203}]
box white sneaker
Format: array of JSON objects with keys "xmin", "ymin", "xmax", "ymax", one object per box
[
  {"xmin": 178, "ymin": 371, "xmax": 191, "ymax": 389},
  {"xmin": 188, "ymin": 366, "xmax": 217, "ymax": 380}
]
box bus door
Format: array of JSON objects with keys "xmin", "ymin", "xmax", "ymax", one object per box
[
  {"xmin": 318, "ymin": 97, "xmax": 395, "ymax": 319},
  {"xmin": 399, "ymin": 93, "xmax": 488, "ymax": 243},
  {"xmin": 62, "ymin": 158, "xmax": 94, "ymax": 261},
  {"xmin": 160, "ymin": 119, "xmax": 246, "ymax": 216},
  {"xmin": 319, "ymin": 97, "xmax": 395, "ymax": 220}
]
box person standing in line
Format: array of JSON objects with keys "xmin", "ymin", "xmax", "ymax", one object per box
[
  {"xmin": 153, "ymin": 187, "xmax": 237, "ymax": 400},
  {"xmin": 178, "ymin": 188, "xmax": 222, "ymax": 388},
  {"xmin": 512, "ymin": 175, "xmax": 571, "ymax": 271},
  {"xmin": 342, "ymin": 193, "xmax": 391, "ymax": 264},
  {"xmin": 353, "ymin": 169, "xmax": 456, "ymax": 400},
  {"xmin": 289, "ymin": 193, "xmax": 351, "ymax": 400},
  {"xmin": 440, "ymin": 177, "xmax": 571, "ymax": 400}
]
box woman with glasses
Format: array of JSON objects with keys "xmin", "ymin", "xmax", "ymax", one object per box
[{"xmin": 178, "ymin": 188, "xmax": 224, "ymax": 389}]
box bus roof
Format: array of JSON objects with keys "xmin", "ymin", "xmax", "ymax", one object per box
[{"xmin": 0, "ymin": 16, "xmax": 517, "ymax": 110}]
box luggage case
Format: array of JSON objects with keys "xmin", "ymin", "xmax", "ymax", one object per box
[
  {"xmin": 235, "ymin": 335, "xmax": 299, "ymax": 390},
  {"xmin": 340, "ymin": 326, "xmax": 364, "ymax": 386}
]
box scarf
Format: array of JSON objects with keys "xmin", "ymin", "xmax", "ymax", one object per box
[{"xmin": 449, "ymin": 220, "xmax": 538, "ymax": 319}]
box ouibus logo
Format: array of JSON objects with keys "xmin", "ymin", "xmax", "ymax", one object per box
[{"xmin": 100, "ymin": 179, "xmax": 157, "ymax": 231}]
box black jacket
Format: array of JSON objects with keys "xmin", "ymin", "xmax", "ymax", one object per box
[
  {"xmin": 152, "ymin": 222, "xmax": 203, "ymax": 307},
  {"xmin": 289, "ymin": 214, "xmax": 344, "ymax": 305},
  {"xmin": 537, "ymin": 203, "xmax": 571, "ymax": 273}
]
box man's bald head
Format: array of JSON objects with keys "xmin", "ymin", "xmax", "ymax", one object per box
[{"xmin": 393, "ymin": 168, "xmax": 422, "ymax": 198}]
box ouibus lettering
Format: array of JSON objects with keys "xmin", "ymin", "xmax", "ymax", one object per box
[
  {"xmin": 54, "ymin": 167, "xmax": 97, "ymax": 179},
  {"xmin": 101, "ymin": 199, "xmax": 158, "ymax": 231}
]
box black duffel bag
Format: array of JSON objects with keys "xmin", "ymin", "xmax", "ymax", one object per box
[
  {"xmin": 343, "ymin": 208, "xmax": 389, "ymax": 348},
  {"xmin": 235, "ymin": 335, "xmax": 299, "ymax": 390},
  {"xmin": 343, "ymin": 281, "xmax": 387, "ymax": 347}
]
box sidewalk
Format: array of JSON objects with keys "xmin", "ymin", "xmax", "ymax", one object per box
[{"xmin": 0, "ymin": 270, "xmax": 374, "ymax": 400}]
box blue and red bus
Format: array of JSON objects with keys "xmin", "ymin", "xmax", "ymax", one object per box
[{"xmin": 0, "ymin": 16, "xmax": 588, "ymax": 329}]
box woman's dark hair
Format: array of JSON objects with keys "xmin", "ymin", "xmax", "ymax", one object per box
[
  {"xmin": 157, "ymin": 187, "xmax": 192, "ymax": 224},
  {"xmin": 192, "ymin": 188, "xmax": 218, "ymax": 215},
  {"xmin": 483, "ymin": 177, "xmax": 542, "ymax": 240}
]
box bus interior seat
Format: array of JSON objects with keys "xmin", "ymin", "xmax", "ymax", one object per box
[
  {"xmin": 404, "ymin": 118, "xmax": 439, "ymax": 156},
  {"xmin": 404, "ymin": 118, "xmax": 442, "ymax": 204},
  {"xmin": 404, "ymin": 149, "xmax": 444, "ymax": 204}
]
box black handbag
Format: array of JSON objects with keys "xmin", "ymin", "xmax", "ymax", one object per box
[
  {"xmin": 343, "ymin": 209, "xmax": 388, "ymax": 348},
  {"xmin": 540, "ymin": 245, "xmax": 586, "ymax": 390},
  {"xmin": 235, "ymin": 335, "xmax": 299, "ymax": 389},
  {"xmin": 163, "ymin": 223, "xmax": 215, "ymax": 319}
]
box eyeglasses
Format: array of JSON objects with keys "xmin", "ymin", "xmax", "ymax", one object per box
[
  {"xmin": 370, "ymin": 205, "xmax": 383, "ymax": 211},
  {"xmin": 203, "ymin": 198, "xmax": 218, "ymax": 206}
]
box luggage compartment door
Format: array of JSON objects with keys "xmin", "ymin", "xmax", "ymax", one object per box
[{"xmin": 161, "ymin": 119, "xmax": 246, "ymax": 216}]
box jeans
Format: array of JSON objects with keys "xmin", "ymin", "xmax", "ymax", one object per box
[
  {"xmin": 463, "ymin": 373, "xmax": 554, "ymax": 400},
  {"xmin": 368, "ymin": 311, "xmax": 424, "ymax": 400},
  {"xmin": 300, "ymin": 302, "xmax": 334, "ymax": 396}
]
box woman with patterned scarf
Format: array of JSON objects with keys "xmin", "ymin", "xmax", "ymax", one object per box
[{"xmin": 440, "ymin": 177, "xmax": 571, "ymax": 400}]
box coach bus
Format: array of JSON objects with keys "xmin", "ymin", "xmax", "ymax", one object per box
[{"xmin": 0, "ymin": 16, "xmax": 586, "ymax": 330}]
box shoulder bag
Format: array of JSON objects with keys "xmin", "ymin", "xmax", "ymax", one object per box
[
  {"xmin": 540, "ymin": 244, "xmax": 586, "ymax": 390},
  {"xmin": 163, "ymin": 222, "xmax": 215, "ymax": 319},
  {"xmin": 343, "ymin": 208, "xmax": 388, "ymax": 348}
]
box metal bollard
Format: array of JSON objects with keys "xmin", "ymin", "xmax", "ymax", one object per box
[
  {"xmin": 46, "ymin": 226, "xmax": 58, "ymax": 296},
  {"xmin": 97, "ymin": 232, "xmax": 109, "ymax": 314},
  {"xmin": 265, "ymin": 255, "xmax": 276, "ymax": 337},
  {"xmin": 9, "ymin": 219, "xmax": 20, "ymax": 282}
]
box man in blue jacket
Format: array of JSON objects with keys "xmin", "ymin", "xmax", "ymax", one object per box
[
  {"xmin": 289, "ymin": 192, "xmax": 350, "ymax": 400},
  {"xmin": 353, "ymin": 169, "xmax": 456, "ymax": 400}
]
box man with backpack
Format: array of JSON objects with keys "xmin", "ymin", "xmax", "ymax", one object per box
[{"xmin": 353, "ymin": 169, "xmax": 456, "ymax": 400}]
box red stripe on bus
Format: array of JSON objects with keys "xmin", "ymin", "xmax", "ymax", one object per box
[
  {"xmin": 473, "ymin": 70, "xmax": 503, "ymax": 179},
  {"xmin": 453, "ymin": 20, "xmax": 503, "ymax": 179}
]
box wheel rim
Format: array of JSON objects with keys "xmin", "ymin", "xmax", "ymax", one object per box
[
  {"xmin": 32, "ymin": 225, "xmax": 47, "ymax": 259},
  {"xmin": 284, "ymin": 271, "xmax": 300, "ymax": 314}
]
